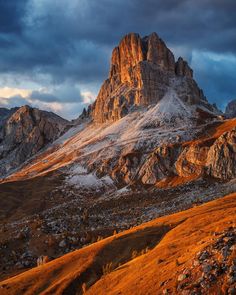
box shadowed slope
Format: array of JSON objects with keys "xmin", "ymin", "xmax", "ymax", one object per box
[{"xmin": 0, "ymin": 193, "xmax": 235, "ymax": 294}]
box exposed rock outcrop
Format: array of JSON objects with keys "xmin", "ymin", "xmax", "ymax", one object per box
[
  {"xmin": 92, "ymin": 32, "xmax": 210, "ymax": 123},
  {"xmin": 206, "ymin": 127, "xmax": 236, "ymax": 179},
  {"xmin": 0, "ymin": 105, "xmax": 69, "ymax": 176},
  {"xmin": 175, "ymin": 145, "xmax": 209, "ymax": 178},
  {"xmin": 138, "ymin": 145, "xmax": 180, "ymax": 184},
  {"xmin": 225, "ymin": 99, "xmax": 236, "ymax": 118},
  {"xmin": 92, "ymin": 123, "xmax": 236, "ymax": 185},
  {"xmin": 175, "ymin": 57, "xmax": 193, "ymax": 78}
]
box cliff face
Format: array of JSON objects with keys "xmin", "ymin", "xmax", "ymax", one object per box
[
  {"xmin": 225, "ymin": 99, "xmax": 236, "ymax": 118},
  {"xmin": 94, "ymin": 122, "xmax": 236, "ymax": 186},
  {"xmin": 92, "ymin": 32, "xmax": 209, "ymax": 123},
  {"xmin": 206, "ymin": 127, "xmax": 236, "ymax": 179},
  {"xmin": 0, "ymin": 105, "xmax": 69, "ymax": 176}
]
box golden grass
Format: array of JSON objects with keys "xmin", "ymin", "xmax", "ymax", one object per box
[{"xmin": 0, "ymin": 193, "xmax": 235, "ymax": 294}]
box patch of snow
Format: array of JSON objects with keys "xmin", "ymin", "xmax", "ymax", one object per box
[
  {"xmin": 54, "ymin": 121, "xmax": 90, "ymax": 145},
  {"xmin": 116, "ymin": 186, "xmax": 130, "ymax": 194},
  {"xmin": 65, "ymin": 164, "xmax": 115, "ymax": 191}
]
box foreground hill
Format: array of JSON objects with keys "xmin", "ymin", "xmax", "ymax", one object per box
[{"xmin": 0, "ymin": 193, "xmax": 235, "ymax": 295}]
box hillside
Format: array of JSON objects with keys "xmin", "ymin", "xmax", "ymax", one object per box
[
  {"xmin": 1, "ymin": 33, "xmax": 236, "ymax": 283},
  {"xmin": 0, "ymin": 193, "xmax": 235, "ymax": 295}
]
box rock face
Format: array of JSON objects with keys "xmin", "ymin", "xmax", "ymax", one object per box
[
  {"xmin": 92, "ymin": 32, "xmax": 210, "ymax": 123},
  {"xmin": 92, "ymin": 123, "xmax": 236, "ymax": 185},
  {"xmin": 206, "ymin": 127, "xmax": 236, "ymax": 179},
  {"xmin": 225, "ymin": 99, "xmax": 236, "ymax": 118},
  {"xmin": 0, "ymin": 105, "xmax": 69, "ymax": 177}
]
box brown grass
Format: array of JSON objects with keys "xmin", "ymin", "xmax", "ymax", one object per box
[{"xmin": 0, "ymin": 193, "xmax": 235, "ymax": 294}]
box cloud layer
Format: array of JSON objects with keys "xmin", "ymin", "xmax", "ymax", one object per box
[{"xmin": 0, "ymin": 0, "xmax": 235, "ymax": 118}]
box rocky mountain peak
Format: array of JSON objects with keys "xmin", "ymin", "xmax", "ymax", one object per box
[
  {"xmin": 225, "ymin": 99, "xmax": 236, "ymax": 118},
  {"xmin": 175, "ymin": 57, "xmax": 193, "ymax": 78},
  {"xmin": 0, "ymin": 105, "xmax": 70, "ymax": 177},
  {"xmin": 92, "ymin": 32, "xmax": 211, "ymax": 123},
  {"xmin": 109, "ymin": 32, "xmax": 175, "ymax": 83}
]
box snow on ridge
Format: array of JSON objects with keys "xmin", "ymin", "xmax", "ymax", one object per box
[
  {"xmin": 156, "ymin": 89, "xmax": 193, "ymax": 117},
  {"xmin": 54, "ymin": 121, "xmax": 90, "ymax": 145},
  {"xmin": 65, "ymin": 164, "xmax": 115, "ymax": 191},
  {"xmin": 63, "ymin": 91, "xmax": 196, "ymax": 186},
  {"xmin": 7, "ymin": 90, "xmax": 201, "ymax": 181},
  {"xmin": 136, "ymin": 89, "xmax": 194, "ymax": 128}
]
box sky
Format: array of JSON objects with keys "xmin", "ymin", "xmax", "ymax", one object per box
[{"xmin": 0, "ymin": 0, "xmax": 235, "ymax": 119}]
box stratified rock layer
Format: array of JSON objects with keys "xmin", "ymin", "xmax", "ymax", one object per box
[{"xmin": 92, "ymin": 32, "xmax": 209, "ymax": 123}]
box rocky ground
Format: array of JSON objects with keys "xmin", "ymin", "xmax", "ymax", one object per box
[
  {"xmin": 175, "ymin": 226, "xmax": 236, "ymax": 294},
  {"xmin": 1, "ymin": 174, "xmax": 236, "ymax": 281},
  {"xmin": 1, "ymin": 192, "xmax": 235, "ymax": 295}
]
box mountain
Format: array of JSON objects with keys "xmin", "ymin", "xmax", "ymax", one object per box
[
  {"xmin": 0, "ymin": 32, "xmax": 236, "ymax": 291},
  {"xmin": 0, "ymin": 105, "xmax": 70, "ymax": 177},
  {"xmin": 2, "ymin": 33, "xmax": 232, "ymax": 187},
  {"xmin": 1, "ymin": 192, "xmax": 235, "ymax": 295},
  {"xmin": 92, "ymin": 32, "xmax": 216, "ymax": 123},
  {"xmin": 225, "ymin": 99, "xmax": 236, "ymax": 118}
]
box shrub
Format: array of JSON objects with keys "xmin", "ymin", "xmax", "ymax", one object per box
[
  {"xmin": 132, "ymin": 250, "xmax": 138, "ymax": 259},
  {"xmin": 82, "ymin": 282, "xmax": 86, "ymax": 294},
  {"xmin": 102, "ymin": 262, "xmax": 113, "ymax": 275},
  {"xmin": 37, "ymin": 255, "xmax": 50, "ymax": 266},
  {"xmin": 97, "ymin": 236, "xmax": 103, "ymax": 242}
]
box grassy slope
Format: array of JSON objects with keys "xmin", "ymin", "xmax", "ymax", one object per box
[
  {"xmin": 0, "ymin": 171, "xmax": 64, "ymax": 222},
  {"xmin": 0, "ymin": 193, "xmax": 235, "ymax": 295}
]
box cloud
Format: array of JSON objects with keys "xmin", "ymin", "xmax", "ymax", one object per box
[
  {"xmin": 0, "ymin": 0, "xmax": 235, "ymax": 117},
  {"xmin": 191, "ymin": 51, "xmax": 236, "ymax": 110},
  {"xmin": 1, "ymin": 0, "xmax": 235, "ymax": 80},
  {"xmin": 0, "ymin": 87, "xmax": 31, "ymax": 98},
  {"xmin": 0, "ymin": 83, "xmax": 96, "ymax": 119},
  {"xmin": 0, "ymin": 0, "xmax": 27, "ymax": 34},
  {"xmin": 28, "ymin": 83, "xmax": 84, "ymax": 103}
]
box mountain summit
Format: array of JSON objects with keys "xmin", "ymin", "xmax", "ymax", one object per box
[
  {"xmin": 92, "ymin": 32, "xmax": 214, "ymax": 123},
  {"xmin": 1, "ymin": 33, "xmax": 236, "ymax": 288}
]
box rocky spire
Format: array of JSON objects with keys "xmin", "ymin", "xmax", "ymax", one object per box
[
  {"xmin": 109, "ymin": 32, "xmax": 176, "ymax": 83},
  {"xmin": 225, "ymin": 99, "xmax": 236, "ymax": 118},
  {"xmin": 175, "ymin": 57, "xmax": 193, "ymax": 78},
  {"xmin": 92, "ymin": 32, "xmax": 208, "ymax": 123}
]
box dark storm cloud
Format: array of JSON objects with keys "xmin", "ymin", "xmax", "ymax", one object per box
[
  {"xmin": 0, "ymin": 0, "xmax": 235, "ymax": 109},
  {"xmin": 29, "ymin": 91, "xmax": 60, "ymax": 102},
  {"xmin": 28, "ymin": 82, "xmax": 84, "ymax": 103},
  {"xmin": 192, "ymin": 52, "xmax": 236, "ymax": 109},
  {"xmin": 0, "ymin": 0, "xmax": 27, "ymax": 34}
]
